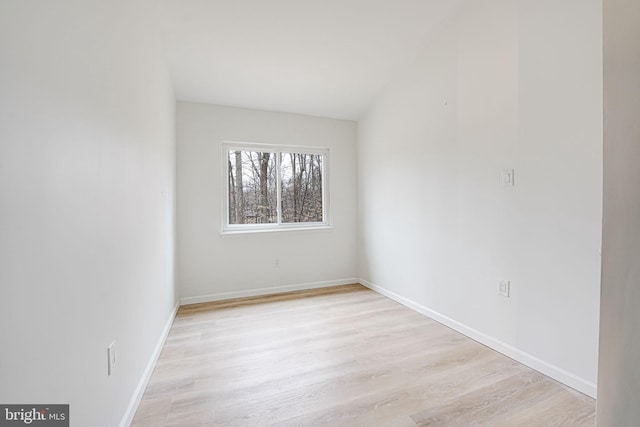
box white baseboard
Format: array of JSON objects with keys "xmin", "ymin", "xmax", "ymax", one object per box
[
  {"xmin": 359, "ymin": 278, "xmax": 597, "ymax": 398},
  {"xmin": 179, "ymin": 278, "xmax": 360, "ymax": 306},
  {"xmin": 119, "ymin": 301, "xmax": 180, "ymax": 427}
]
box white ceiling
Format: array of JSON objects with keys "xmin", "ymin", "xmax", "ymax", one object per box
[{"xmin": 160, "ymin": 0, "xmax": 460, "ymax": 120}]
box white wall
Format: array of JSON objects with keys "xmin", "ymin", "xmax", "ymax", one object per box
[
  {"xmin": 177, "ymin": 103, "xmax": 358, "ymax": 301},
  {"xmin": 598, "ymin": 0, "xmax": 640, "ymax": 424},
  {"xmin": 0, "ymin": 1, "xmax": 176, "ymax": 426},
  {"xmin": 358, "ymin": 0, "xmax": 602, "ymax": 396}
]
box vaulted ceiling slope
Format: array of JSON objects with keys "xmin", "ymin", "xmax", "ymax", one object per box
[{"xmin": 161, "ymin": 0, "xmax": 461, "ymax": 120}]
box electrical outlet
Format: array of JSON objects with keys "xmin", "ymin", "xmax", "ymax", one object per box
[
  {"xmin": 107, "ymin": 341, "xmax": 117, "ymax": 376},
  {"xmin": 498, "ymin": 280, "xmax": 510, "ymax": 298}
]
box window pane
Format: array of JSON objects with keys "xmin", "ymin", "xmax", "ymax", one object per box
[
  {"xmin": 280, "ymin": 152, "xmax": 324, "ymax": 223},
  {"xmin": 228, "ymin": 150, "xmax": 277, "ymax": 224}
]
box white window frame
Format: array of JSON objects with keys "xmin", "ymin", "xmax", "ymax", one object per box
[{"xmin": 221, "ymin": 141, "xmax": 330, "ymax": 234}]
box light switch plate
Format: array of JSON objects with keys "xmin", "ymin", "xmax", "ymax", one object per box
[
  {"xmin": 498, "ymin": 280, "xmax": 510, "ymax": 297},
  {"xmin": 107, "ymin": 341, "xmax": 116, "ymax": 376},
  {"xmin": 502, "ymin": 169, "xmax": 515, "ymax": 186}
]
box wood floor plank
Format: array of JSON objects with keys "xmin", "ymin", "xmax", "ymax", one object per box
[{"xmin": 131, "ymin": 284, "xmax": 595, "ymax": 426}]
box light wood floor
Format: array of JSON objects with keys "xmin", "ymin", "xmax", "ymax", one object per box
[{"xmin": 131, "ymin": 284, "xmax": 595, "ymax": 426}]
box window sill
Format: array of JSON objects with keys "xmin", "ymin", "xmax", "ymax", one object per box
[{"xmin": 220, "ymin": 225, "xmax": 333, "ymax": 237}]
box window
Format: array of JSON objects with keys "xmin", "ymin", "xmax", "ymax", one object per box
[{"xmin": 223, "ymin": 142, "xmax": 329, "ymax": 232}]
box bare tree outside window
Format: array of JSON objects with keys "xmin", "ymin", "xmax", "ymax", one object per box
[
  {"xmin": 225, "ymin": 145, "xmax": 327, "ymax": 230},
  {"xmin": 227, "ymin": 150, "xmax": 277, "ymax": 224},
  {"xmin": 280, "ymin": 153, "xmax": 323, "ymax": 222}
]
